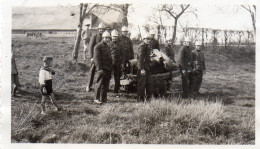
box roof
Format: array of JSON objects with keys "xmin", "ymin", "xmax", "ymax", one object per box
[{"xmin": 12, "ymin": 6, "xmax": 123, "ymax": 30}]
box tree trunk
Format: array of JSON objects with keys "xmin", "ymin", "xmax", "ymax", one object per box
[
  {"xmin": 122, "ymin": 4, "xmax": 129, "ymax": 26},
  {"xmin": 72, "ymin": 4, "xmax": 83, "ymax": 61},
  {"xmin": 171, "ymin": 18, "xmax": 178, "ymax": 46}
]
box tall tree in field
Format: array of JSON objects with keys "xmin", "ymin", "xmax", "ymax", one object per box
[
  {"xmin": 241, "ymin": 5, "xmax": 256, "ymax": 34},
  {"xmin": 72, "ymin": 3, "xmax": 97, "ymax": 62},
  {"xmin": 159, "ymin": 4, "xmax": 197, "ymax": 45}
]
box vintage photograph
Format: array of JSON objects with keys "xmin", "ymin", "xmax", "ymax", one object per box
[{"xmin": 9, "ymin": 1, "xmax": 255, "ymax": 144}]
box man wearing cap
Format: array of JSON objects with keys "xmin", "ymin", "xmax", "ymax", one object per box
[
  {"xmin": 136, "ymin": 33, "xmax": 153, "ymax": 102},
  {"xmin": 81, "ymin": 23, "xmax": 92, "ymax": 60},
  {"xmin": 149, "ymin": 30, "xmax": 160, "ymax": 51},
  {"xmin": 109, "ymin": 30, "xmax": 125, "ymax": 94},
  {"xmin": 162, "ymin": 37, "xmax": 175, "ymax": 63},
  {"xmin": 177, "ymin": 37, "xmax": 193, "ymax": 98},
  {"xmin": 191, "ymin": 40, "xmax": 206, "ymax": 94},
  {"xmin": 86, "ymin": 23, "xmax": 106, "ymax": 92},
  {"xmin": 93, "ymin": 31, "xmax": 112, "ymax": 104},
  {"xmin": 121, "ymin": 26, "xmax": 134, "ymax": 74}
]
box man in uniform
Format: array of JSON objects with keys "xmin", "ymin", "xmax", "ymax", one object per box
[
  {"xmin": 93, "ymin": 31, "xmax": 112, "ymax": 104},
  {"xmin": 191, "ymin": 40, "xmax": 206, "ymax": 94},
  {"xmin": 136, "ymin": 33, "xmax": 153, "ymax": 102},
  {"xmin": 86, "ymin": 23, "xmax": 106, "ymax": 92},
  {"xmin": 121, "ymin": 26, "xmax": 134, "ymax": 76},
  {"xmin": 149, "ymin": 30, "xmax": 160, "ymax": 51},
  {"xmin": 177, "ymin": 37, "xmax": 193, "ymax": 98},
  {"xmin": 162, "ymin": 37, "xmax": 175, "ymax": 63},
  {"xmin": 109, "ymin": 30, "xmax": 125, "ymax": 94},
  {"xmin": 81, "ymin": 23, "xmax": 91, "ymax": 60}
]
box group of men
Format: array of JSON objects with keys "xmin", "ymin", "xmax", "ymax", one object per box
[
  {"xmin": 80, "ymin": 22, "xmax": 206, "ymax": 103},
  {"xmin": 177, "ymin": 37, "xmax": 206, "ymax": 98}
]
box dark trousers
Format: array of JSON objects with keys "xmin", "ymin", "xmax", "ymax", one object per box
[
  {"xmin": 137, "ymin": 71, "xmax": 153, "ymax": 101},
  {"xmin": 113, "ymin": 64, "xmax": 121, "ymax": 93},
  {"xmin": 194, "ymin": 71, "xmax": 203, "ymax": 92},
  {"xmin": 181, "ymin": 71, "xmax": 193, "ymax": 98},
  {"xmin": 88, "ymin": 62, "xmax": 96, "ymax": 88},
  {"xmin": 95, "ymin": 71, "xmax": 111, "ymax": 101}
]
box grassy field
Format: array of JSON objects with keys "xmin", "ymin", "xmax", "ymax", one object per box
[{"xmin": 11, "ymin": 36, "xmax": 255, "ymax": 144}]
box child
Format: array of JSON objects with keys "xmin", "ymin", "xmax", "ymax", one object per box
[
  {"xmin": 11, "ymin": 42, "xmax": 21, "ymax": 97},
  {"xmin": 39, "ymin": 56, "xmax": 61, "ymax": 115}
]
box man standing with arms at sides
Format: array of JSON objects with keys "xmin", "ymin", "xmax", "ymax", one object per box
[
  {"xmin": 109, "ymin": 30, "xmax": 125, "ymax": 94},
  {"xmin": 177, "ymin": 37, "xmax": 193, "ymax": 98},
  {"xmin": 93, "ymin": 31, "xmax": 112, "ymax": 104},
  {"xmin": 149, "ymin": 30, "xmax": 160, "ymax": 51},
  {"xmin": 86, "ymin": 23, "xmax": 106, "ymax": 92},
  {"xmin": 162, "ymin": 37, "xmax": 175, "ymax": 63},
  {"xmin": 121, "ymin": 26, "xmax": 134, "ymax": 76},
  {"xmin": 136, "ymin": 33, "xmax": 153, "ymax": 102},
  {"xmin": 191, "ymin": 40, "xmax": 206, "ymax": 95},
  {"xmin": 81, "ymin": 23, "xmax": 91, "ymax": 60}
]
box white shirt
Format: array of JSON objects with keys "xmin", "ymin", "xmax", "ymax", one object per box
[{"xmin": 39, "ymin": 68, "xmax": 53, "ymax": 85}]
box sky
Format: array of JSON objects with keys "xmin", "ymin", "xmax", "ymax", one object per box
[{"xmin": 9, "ymin": 0, "xmax": 255, "ymax": 36}]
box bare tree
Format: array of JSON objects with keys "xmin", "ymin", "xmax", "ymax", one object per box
[
  {"xmin": 72, "ymin": 3, "xmax": 98, "ymax": 62},
  {"xmin": 241, "ymin": 5, "xmax": 256, "ymax": 34},
  {"xmin": 159, "ymin": 4, "xmax": 197, "ymax": 45}
]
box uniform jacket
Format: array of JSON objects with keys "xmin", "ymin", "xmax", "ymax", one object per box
[
  {"xmin": 191, "ymin": 49, "xmax": 206, "ymax": 71},
  {"xmin": 162, "ymin": 44, "xmax": 175, "ymax": 62},
  {"xmin": 109, "ymin": 40, "xmax": 125, "ymax": 65},
  {"xmin": 137, "ymin": 42, "xmax": 151, "ymax": 71},
  {"xmin": 149, "ymin": 38, "xmax": 160, "ymax": 50},
  {"xmin": 11, "ymin": 52, "xmax": 18, "ymax": 74},
  {"xmin": 177, "ymin": 46, "xmax": 192, "ymax": 71},
  {"xmin": 120, "ymin": 36, "xmax": 134, "ymax": 61},
  {"xmin": 94, "ymin": 41, "xmax": 113, "ymax": 72},
  {"xmin": 89, "ymin": 32, "xmax": 103, "ymax": 59}
]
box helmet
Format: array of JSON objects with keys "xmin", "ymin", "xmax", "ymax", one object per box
[
  {"xmin": 143, "ymin": 33, "xmax": 151, "ymax": 39},
  {"xmin": 102, "ymin": 31, "xmax": 111, "ymax": 38},
  {"xmin": 150, "ymin": 30, "xmax": 156, "ymax": 35},
  {"xmin": 195, "ymin": 40, "xmax": 202, "ymax": 46},
  {"xmin": 183, "ymin": 36, "xmax": 191, "ymax": 42},
  {"xmin": 166, "ymin": 37, "xmax": 172, "ymax": 41},
  {"xmin": 111, "ymin": 30, "xmax": 119, "ymax": 37},
  {"xmin": 98, "ymin": 23, "xmax": 106, "ymax": 29},
  {"xmin": 121, "ymin": 26, "xmax": 128, "ymax": 32}
]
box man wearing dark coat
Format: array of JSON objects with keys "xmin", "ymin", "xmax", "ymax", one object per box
[
  {"xmin": 109, "ymin": 30, "xmax": 125, "ymax": 93},
  {"xmin": 136, "ymin": 33, "xmax": 154, "ymax": 102},
  {"xmin": 86, "ymin": 23, "xmax": 105, "ymax": 92},
  {"xmin": 93, "ymin": 31, "xmax": 112, "ymax": 104},
  {"xmin": 191, "ymin": 40, "xmax": 206, "ymax": 94},
  {"xmin": 177, "ymin": 37, "xmax": 193, "ymax": 98}
]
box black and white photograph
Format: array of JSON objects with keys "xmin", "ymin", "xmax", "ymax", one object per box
[{"xmin": 0, "ymin": 0, "xmax": 258, "ymax": 147}]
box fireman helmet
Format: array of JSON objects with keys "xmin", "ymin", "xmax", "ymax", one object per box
[
  {"xmin": 111, "ymin": 30, "xmax": 119, "ymax": 37},
  {"xmin": 121, "ymin": 26, "xmax": 128, "ymax": 32},
  {"xmin": 98, "ymin": 23, "xmax": 106, "ymax": 29},
  {"xmin": 102, "ymin": 31, "xmax": 111, "ymax": 38},
  {"xmin": 195, "ymin": 40, "xmax": 202, "ymax": 46}
]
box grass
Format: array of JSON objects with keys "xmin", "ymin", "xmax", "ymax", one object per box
[{"xmin": 11, "ymin": 36, "xmax": 255, "ymax": 144}]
